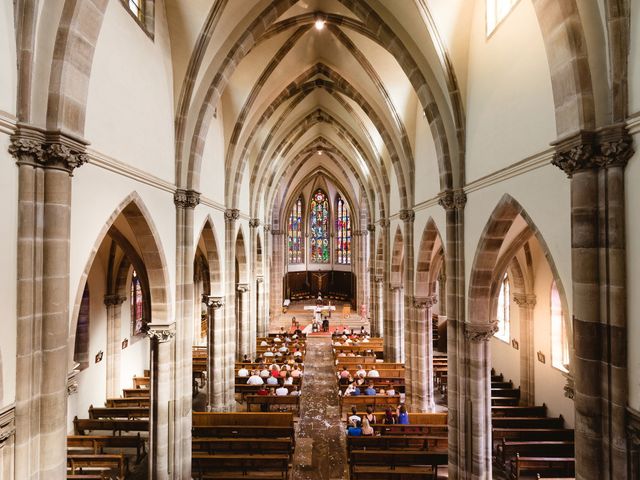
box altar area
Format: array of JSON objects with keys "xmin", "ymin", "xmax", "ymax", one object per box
[{"xmin": 270, "ymin": 300, "xmax": 369, "ymax": 336}]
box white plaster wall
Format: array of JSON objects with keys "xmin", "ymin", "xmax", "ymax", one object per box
[
  {"xmin": 69, "ymin": 165, "xmax": 176, "ymax": 327},
  {"xmin": 465, "ymin": 0, "xmax": 556, "ymax": 182},
  {"xmin": 530, "ymin": 241, "xmax": 575, "ymax": 427},
  {"xmin": 119, "ymin": 282, "xmax": 150, "ymax": 392},
  {"xmin": 199, "ymin": 110, "xmax": 226, "ymax": 203},
  {"xmin": 628, "ymin": 0, "xmax": 640, "ymax": 114},
  {"xmin": 464, "ymin": 164, "xmax": 572, "ymax": 317},
  {"xmin": 0, "ymin": 140, "xmax": 18, "ymax": 409},
  {"xmin": 84, "ymin": 0, "xmax": 175, "ymax": 182},
  {"xmin": 194, "ymin": 207, "xmax": 227, "ymax": 296},
  {"xmin": 626, "ymin": 131, "xmax": 640, "ymax": 411},
  {"xmin": 491, "ymin": 306, "xmax": 520, "ymax": 387},
  {"xmin": 414, "ymin": 105, "xmax": 441, "ymax": 204},
  {"xmin": 0, "ymin": 1, "xmax": 16, "ymax": 115}
]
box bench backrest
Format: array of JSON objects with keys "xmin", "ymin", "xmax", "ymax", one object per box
[{"xmin": 192, "ymin": 412, "xmax": 293, "ymax": 427}]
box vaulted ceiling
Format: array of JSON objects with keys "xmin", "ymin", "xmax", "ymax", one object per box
[{"xmin": 166, "ymin": 0, "xmax": 471, "ymax": 224}]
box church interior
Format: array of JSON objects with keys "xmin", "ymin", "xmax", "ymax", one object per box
[{"xmin": 0, "ymin": 0, "xmax": 639, "ymax": 479}]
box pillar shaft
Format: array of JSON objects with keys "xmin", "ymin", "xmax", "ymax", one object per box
[
  {"xmin": 414, "ymin": 297, "xmax": 436, "ymax": 412},
  {"xmin": 224, "ymin": 210, "xmax": 239, "ymax": 410},
  {"xmin": 206, "ymin": 297, "xmax": 225, "ymax": 411},
  {"xmin": 513, "ymin": 293, "xmax": 536, "ymax": 405},
  {"xmin": 104, "ymin": 294, "xmax": 126, "ymax": 398},
  {"xmin": 236, "ymin": 283, "xmax": 251, "ymax": 360},
  {"xmin": 373, "ymin": 276, "xmax": 384, "ymax": 337}
]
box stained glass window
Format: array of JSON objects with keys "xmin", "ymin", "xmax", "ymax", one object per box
[
  {"xmin": 288, "ymin": 196, "xmax": 304, "ymax": 264},
  {"xmin": 310, "ymin": 189, "xmax": 330, "ymax": 263},
  {"xmin": 131, "ymin": 270, "xmax": 145, "ymax": 335},
  {"xmin": 495, "ymin": 273, "xmax": 510, "ymax": 342},
  {"xmin": 336, "ymin": 195, "xmax": 351, "ymax": 264}
]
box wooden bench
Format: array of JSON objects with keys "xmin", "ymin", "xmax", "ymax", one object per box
[
  {"xmin": 67, "ymin": 434, "xmax": 146, "ymax": 463},
  {"xmin": 193, "ymin": 437, "xmax": 293, "ymax": 455},
  {"xmin": 245, "ymin": 395, "xmax": 300, "ymax": 412},
  {"xmin": 192, "ymin": 453, "xmax": 289, "ymax": 480},
  {"xmin": 341, "ymin": 395, "xmax": 402, "ymax": 413},
  {"xmin": 66, "ymin": 474, "xmax": 109, "ymax": 480},
  {"xmin": 347, "ymin": 435, "xmax": 447, "ymax": 453},
  {"xmin": 496, "ymin": 439, "xmax": 574, "ymax": 467},
  {"xmin": 105, "ymin": 397, "xmax": 150, "ymax": 408},
  {"xmin": 73, "ymin": 416, "xmax": 149, "ymax": 435},
  {"xmin": 510, "ymin": 454, "xmax": 575, "ymax": 479},
  {"xmin": 372, "ymin": 424, "xmax": 448, "ymax": 437},
  {"xmin": 121, "ymin": 388, "xmax": 150, "ymax": 398},
  {"xmin": 492, "ymin": 428, "xmax": 574, "ymax": 442},
  {"xmin": 88, "ymin": 406, "xmax": 149, "ymax": 419},
  {"xmin": 67, "ymin": 453, "xmax": 128, "ymax": 480},
  {"xmin": 492, "ymin": 416, "xmax": 565, "ymax": 429},
  {"xmin": 492, "ymin": 405, "xmax": 547, "ymax": 417},
  {"xmin": 349, "ymin": 449, "xmax": 447, "ymax": 479}
]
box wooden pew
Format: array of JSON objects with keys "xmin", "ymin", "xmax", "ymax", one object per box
[
  {"xmin": 496, "ymin": 439, "xmax": 574, "ymax": 467},
  {"xmin": 492, "ymin": 428, "xmax": 574, "ymax": 442},
  {"xmin": 132, "ymin": 376, "xmax": 149, "ymax": 389},
  {"xmin": 349, "ymin": 449, "xmax": 448, "ymax": 479},
  {"xmin": 492, "ymin": 416, "xmax": 565, "ymax": 429},
  {"xmin": 73, "ymin": 416, "xmax": 149, "ymax": 436},
  {"xmin": 67, "ymin": 434, "xmax": 146, "ymax": 463},
  {"xmin": 491, "ymin": 405, "xmax": 547, "ymax": 417},
  {"xmin": 88, "ymin": 406, "xmax": 149, "ymax": 420},
  {"xmin": 105, "ymin": 397, "xmax": 150, "ymax": 408},
  {"xmin": 66, "ymin": 474, "xmax": 109, "ymax": 480},
  {"xmin": 192, "ymin": 437, "xmax": 293, "ymax": 455},
  {"xmin": 245, "ymin": 395, "xmax": 300, "ymax": 412},
  {"xmin": 372, "ymin": 424, "xmax": 448, "ymax": 437},
  {"xmin": 122, "ymin": 388, "xmax": 150, "ymax": 398},
  {"xmin": 347, "ymin": 435, "xmax": 447, "ymax": 454},
  {"xmin": 191, "ymin": 452, "xmax": 290, "ymax": 479},
  {"xmin": 192, "ymin": 412, "xmax": 295, "ymax": 443},
  {"xmin": 340, "ymin": 395, "xmax": 402, "ymax": 413},
  {"xmin": 67, "ymin": 453, "xmax": 128, "ymax": 480},
  {"xmin": 510, "ymin": 453, "xmax": 575, "ymax": 479}
]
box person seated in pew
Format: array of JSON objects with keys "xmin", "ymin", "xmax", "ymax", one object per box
[
  {"xmin": 278, "ymin": 345, "xmax": 289, "ymax": 354},
  {"xmin": 254, "ymin": 354, "xmax": 264, "ymax": 363},
  {"xmin": 347, "ymin": 420, "xmax": 363, "ymax": 436},
  {"xmin": 334, "ymin": 339, "xmax": 342, "ymax": 346},
  {"xmin": 364, "ymin": 382, "xmax": 377, "ymax": 396},
  {"xmin": 242, "ymin": 354, "xmax": 251, "ymax": 364},
  {"xmin": 361, "ymin": 417, "xmax": 374, "ymax": 436},
  {"xmin": 273, "ymin": 336, "xmax": 282, "ymax": 343},
  {"xmin": 264, "ymin": 348, "xmax": 275, "ymax": 358},
  {"xmin": 260, "ymin": 366, "xmax": 271, "ymax": 378},
  {"xmin": 337, "ymin": 352, "xmax": 347, "ymax": 357},
  {"xmin": 343, "ymin": 383, "xmax": 360, "ymax": 396},
  {"xmin": 290, "ymin": 385, "xmax": 301, "ymax": 396},
  {"xmin": 339, "ymin": 366, "xmax": 350, "ymax": 379},
  {"xmin": 355, "ymin": 365, "xmax": 367, "ymax": 377},
  {"xmin": 237, "ymin": 365, "xmax": 249, "ymax": 377},
  {"xmin": 283, "ymin": 372, "xmax": 293, "ymax": 385},
  {"xmin": 293, "ymin": 348, "xmax": 303, "ymax": 357},
  {"xmin": 281, "ymin": 363, "xmax": 292, "ymax": 372},
  {"xmin": 348, "ymin": 407, "xmax": 362, "ymax": 426},
  {"xmin": 364, "ymin": 406, "xmax": 377, "ymax": 425},
  {"xmin": 378, "ymin": 388, "xmax": 386, "ymax": 395},
  {"xmin": 291, "ymin": 365, "xmax": 303, "ymax": 378},
  {"xmin": 367, "ymin": 367, "xmax": 380, "ymax": 378},
  {"xmin": 396, "ymin": 404, "xmax": 409, "ymax": 424},
  {"xmin": 266, "ymin": 375, "xmax": 279, "ymax": 386},
  {"xmin": 275, "ymin": 381, "xmax": 288, "ymax": 396},
  {"xmin": 295, "ymin": 353, "xmax": 305, "ymax": 363},
  {"xmin": 361, "ymin": 336, "xmax": 370, "ymax": 343},
  {"xmin": 346, "ymin": 352, "xmax": 356, "ymax": 357},
  {"xmin": 247, "ymin": 371, "xmax": 264, "ymax": 385},
  {"xmin": 257, "ymin": 385, "xmax": 269, "ymax": 396},
  {"xmin": 383, "ymin": 407, "xmax": 396, "ymax": 424},
  {"xmin": 386, "ymin": 386, "xmax": 396, "ymax": 396},
  {"xmin": 269, "ymin": 387, "xmax": 277, "ymax": 396},
  {"xmin": 260, "ymin": 339, "xmax": 269, "ymax": 346},
  {"xmin": 355, "ymin": 374, "xmax": 366, "ymax": 387}
]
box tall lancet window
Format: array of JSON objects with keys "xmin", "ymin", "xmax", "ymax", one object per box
[
  {"xmin": 131, "ymin": 270, "xmax": 145, "ymax": 335},
  {"xmin": 495, "ymin": 273, "xmax": 510, "ymax": 342},
  {"xmin": 288, "ymin": 196, "xmax": 304, "ymax": 264},
  {"xmin": 336, "ymin": 195, "xmax": 351, "ymax": 264},
  {"xmin": 551, "ymin": 280, "xmax": 569, "ymax": 371},
  {"xmin": 310, "ymin": 189, "xmax": 330, "ymax": 263}
]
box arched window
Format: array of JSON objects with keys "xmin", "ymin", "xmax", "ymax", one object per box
[
  {"xmin": 495, "ymin": 273, "xmax": 510, "ymax": 342},
  {"xmin": 73, "ymin": 284, "xmax": 90, "ymax": 370},
  {"xmin": 288, "ymin": 196, "xmax": 304, "ymax": 264},
  {"xmin": 309, "ymin": 189, "xmax": 330, "ymax": 263},
  {"xmin": 335, "ymin": 195, "xmax": 351, "ymax": 265},
  {"xmin": 131, "ymin": 270, "xmax": 145, "ymax": 335},
  {"xmin": 551, "ymin": 280, "xmax": 569, "ymax": 371}
]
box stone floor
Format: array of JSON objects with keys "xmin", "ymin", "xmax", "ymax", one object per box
[{"xmin": 291, "ymin": 336, "xmax": 348, "ymax": 480}]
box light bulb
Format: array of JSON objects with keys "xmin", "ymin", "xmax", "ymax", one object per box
[{"xmin": 315, "ymin": 19, "xmax": 325, "ymax": 30}]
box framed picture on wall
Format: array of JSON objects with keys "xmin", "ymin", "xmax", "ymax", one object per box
[
  {"xmin": 537, "ymin": 351, "xmax": 546, "ymax": 364},
  {"xmin": 511, "ymin": 338, "xmax": 519, "ymax": 350}
]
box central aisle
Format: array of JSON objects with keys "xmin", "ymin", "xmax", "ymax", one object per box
[{"xmin": 292, "ymin": 336, "xmax": 348, "ymax": 480}]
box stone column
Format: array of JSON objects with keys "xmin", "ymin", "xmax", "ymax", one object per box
[
  {"xmin": 552, "ymin": 126, "xmax": 633, "ymax": 479},
  {"xmin": 438, "ymin": 189, "xmax": 467, "ymax": 480},
  {"xmin": 389, "ymin": 284, "xmax": 403, "ymax": 362},
  {"xmin": 224, "ymin": 209, "xmax": 239, "ymax": 410},
  {"xmin": 236, "ymin": 283, "xmax": 251, "ymax": 360},
  {"xmin": 146, "ymin": 322, "xmax": 176, "ymax": 480},
  {"xmin": 104, "ymin": 294, "xmax": 126, "ymax": 398},
  {"xmin": 414, "ymin": 296, "xmax": 437, "ymax": 412},
  {"xmin": 256, "ymin": 276, "xmax": 266, "ymax": 337},
  {"xmin": 204, "ymin": 296, "xmax": 225, "ymax": 411},
  {"xmin": 354, "ymin": 229, "xmax": 369, "ymax": 314},
  {"xmin": 368, "ymin": 223, "xmax": 376, "ymax": 332},
  {"xmin": 10, "ymin": 127, "xmax": 87, "ymax": 479},
  {"xmin": 373, "ymin": 276, "xmax": 384, "ymax": 337},
  {"xmin": 269, "ymin": 228, "xmax": 284, "ymax": 322},
  {"xmin": 513, "ymin": 293, "xmax": 536, "ymax": 406},
  {"xmin": 263, "ymin": 224, "xmax": 272, "ymax": 323},
  {"xmin": 0, "ymin": 405, "xmax": 16, "ymax": 479},
  {"xmin": 173, "ymin": 188, "xmax": 199, "ymax": 479},
  {"xmin": 400, "ymin": 209, "xmax": 415, "ymax": 405},
  {"xmin": 380, "ymin": 219, "xmax": 393, "ymax": 359},
  {"xmin": 464, "ymin": 322, "xmax": 498, "ymax": 479},
  {"xmin": 627, "ymin": 407, "xmax": 640, "ymax": 480}
]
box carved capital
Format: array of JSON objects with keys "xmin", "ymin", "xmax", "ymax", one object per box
[
  {"xmin": 146, "ymin": 322, "xmax": 176, "ymax": 343},
  {"xmin": 204, "ymin": 295, "xmax": 224, "ymax": 310},
  {"xmin": 256, "ymin": 276, "xmax": 264, "ymax": 284},
  {"xmin": 224, "ymin": 208, "xmax": 240, "ymax": 222},
  {"xmin": 513, "ymin": 293, "xmax": 536, "ymax": 308},
  {"xmin": 464, "ymin": 321, "xmax": 498, "ymax": 342},
  {"xmin": 237, "ymin": 283, "xmax": 250, "ymax": 293},
  {"xmin": 367, "ymin": 223, "xmax": 376, "ymax": 232},
  {"xmin": 0, "ymin": 405, "xmax": 15, "ymax": 446},
  {"xmin": 438, "ymin": 189, "xmax": 466, "ymax": 211},
  {"xmin": 174, "ymin": 189, "xmax": 200, "ymax": 209},
  {"xmin": 271, "ymin": 229, "xmax": 283, "ymax": 235},
  {"xmin": 399, "ymin": 209, "xmax": 415, "ymax": 222},
  {"xmin": 594, "ymin": 124, "xmax": 634, "ymax": 169},
  {"xmin": 104, "ymin": 294, "xmax": 126, "ymax": 307},
  {"xmin": 374, "ymin": 275, "xmax": 384, "ymax": 284},
  {"xmin": 390, "ymin": 283, "xmax": 403, "ymax": 292},
  {"xmin": 249, "ymin": 218, "xmax": 261, "ymax": 228},
  {"xmin": 551, "ymin": 131, "xmax": 596, "ymax": 178},
  {"xmin": 9, "ymin": 137, "xmax": 44, "ymax": 164},
  {"xmin": 379, "ymin": 218, "xmax": 390, "ymax": 228},
  {"xmin": 44, "ymin": 142, "xmax": 87, "ymax": 173},
  {"xmin": 413, "ymin": 295, "xmax": 437, "ymax": 310},
  {"xmin": 628, "ymin": 407, "xmax": 640, "ymax": 446},
  {"xmin": 353, "ymin": 230, "xmax": 367, "ymax": 237},
  {"xmin": 263, "ymin": 224, "xmax": 272, "ymax": 232}
]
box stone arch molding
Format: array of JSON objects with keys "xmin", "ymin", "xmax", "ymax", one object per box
[
  {"xmin": 68, "ymin": 192, "xmax": 171, "ymax": 366},
  {"xmin": 416, "ymin": 217, "xmax": 444, "ymax": 297},
  {"xmin": 196, "ymin": 215, "xmax": 222, "ymax": 295}
]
